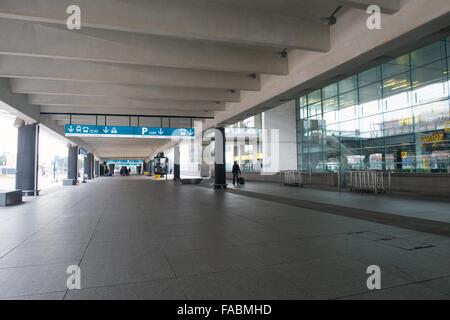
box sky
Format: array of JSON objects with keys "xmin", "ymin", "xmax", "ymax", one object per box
[
  {"xmin": 0, "ymin": 110, "xmax": 17, "ymax": 154},
  {"xmin": 0, "ymin": 109, "xmax": 68, "ymax": 168}
]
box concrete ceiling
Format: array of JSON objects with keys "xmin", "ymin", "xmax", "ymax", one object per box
[
  {"xmin": 0, "ymin": 0, "xmax": 400, "ymax": 158},
  {"xmin": 79, "ymin": 137, "xmax": 171, "ymax": 159}
]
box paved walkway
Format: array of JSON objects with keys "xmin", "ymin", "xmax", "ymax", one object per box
[
  {"xmin": 228, "ymin": 180, "xmax": 450, "ymax": 224},
  {"xmin": 0, "ymin": 176, "xmax": 450, "ymax": 300}
]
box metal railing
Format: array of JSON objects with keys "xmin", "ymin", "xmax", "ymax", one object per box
[
  {"xmin": 349, "ymin": 171, "xmax": 391, "ymax": 194},
  {"xmin": 281, "ymin": 170, "xmax": 304, "ymax": 187}
]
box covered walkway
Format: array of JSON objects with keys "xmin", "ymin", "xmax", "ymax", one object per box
[{"xmin": 1, "ymin": 176, "xmax": 450, "ymax": 300}]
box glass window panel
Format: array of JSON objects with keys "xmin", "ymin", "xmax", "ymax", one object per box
[
  {"xmin": 413, "ymin": 81, "xmax": 448, "ymax": 106},
  {"xmin": 308, "ymin": 102, "xmax": 322, "ymax": 120},
  {"xmin": 383, "ymin": 108, "xmax": 414, "ymax": 137},
  {"xmin": 324, "ymin": 123, "xmax": 340, "ymax": 135},
  {"xmin": 322, "ymin": 83, "xmax": 338, "ymax": 99},
  {"xmin": 415, "ymin": 130, "xmax": 450, "ymax": 173},
  {"xmin": 339, "ymin": 105, "xmax": 359, "ymax": 122},
  {"xmin": 360, "ymin": 114, "xmax": 384, "ymax": 140},
  {"xmin": 360, "ymin": 99, "xmax": 382, "ymax": 118},
  {"xmin": 362, "ymin": 147, "xmax": 385, "ymax": 170},
  {"xmin": 386, "ymin": 143, "xmax": 416, "ymax": 172},
  {"xmin": 339, "ymin": 119, "xmax": 360, "ymax": 137},
  {"xmin": 339, "ymin": 75, "xmax": 357, "ymax": 93},
  {"xmin": 299, "ymin": 107, "xmax": 308, "ymax": 119},
  {"xmin": 412, "ymin": 59, "xmax": 447, "ymax": 88},
  {"xmin": 447, "ymin": 37, "xmax": 450, "ymax": 56},
  {"xmin": 299, "ymin": 96, "xmax": 308, "ymax": 108},
  {"xmin": 322, "ymin": 96, "xmax": 339, "ymax": 113},
  {"xmin": 384, "ymin": 91, "xmax": 411, "ymax": 112},
  {"xmin": 339, "ymin": 90, "xmax": 358, "ymax": 122},
  {"xmin": 383, "ymin": 72, "xmax": 411, "ymax": 97},
  {"xmin": 382, "ymin": 54, "xmax": 410, "ymax": 78},
  {"xmin": 323, "ymin": 110, "xmax": 338, "ymax": 126},
  {"xmin": 360, "ymin": 82, "xmax": 382, "ymax": 104},
  {"xmin": 359, "ymin": 66, "xmax": 382, "ymax": 87},
  {"xmin": 411, "ymin": 41, "xmax": 446, "ymax": 67},
  {"xmin": 308, "ymin": 90, "xmax": 322, "ymax": 105},
  {"xmin": 339, "ymin": 90, "xmax": 358, "ymax": 108},
  {"xmin": 413, "ymin": 100, "xmax": 450, "ymax": 133},
  {"xmin": 344, "ymin": 152, "xmax": 364, "ymax": 171}
]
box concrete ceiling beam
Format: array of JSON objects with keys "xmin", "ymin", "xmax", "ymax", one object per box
[
  {"xmin": 0, "ymin": 19, "xmax": 288, "ymax": 75},
  {"xmin": 10, "ymin": 79, "xmax": 241, "ymax": 103},
  {"xmin": 0, "ymin": 0, "xmax": 330, "ymax": 51},
  {"xmin": 0, "ymin": 56, "xmax": 261, "ymax": 91},
  {"xmin": 29, "ymin": 94, "xmax": 226, "ymax": 111}
]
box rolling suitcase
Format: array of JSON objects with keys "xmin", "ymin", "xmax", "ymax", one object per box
[{"xmin": 238, "ymin": 177, "xmax": 245, "ymax": 185}]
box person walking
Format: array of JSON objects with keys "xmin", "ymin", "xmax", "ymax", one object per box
[{"xmin": 232, "ymin": 161, "xmax": 241, "ymax": 186}]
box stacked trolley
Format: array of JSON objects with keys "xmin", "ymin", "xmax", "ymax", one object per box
[
  {"xmin": 281, "ymin": 170, "xmax": 304, "ymax": 187},
  {"xmin": 349, "ymin": 171, "xmax": 390, "ymax": 194}
]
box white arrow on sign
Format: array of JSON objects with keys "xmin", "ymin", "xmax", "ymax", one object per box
[
  {"xmin": 103, "ymin": 127, "xmax": 109, "ymax": 134},
  {"xmin": 68, "ymin": 126, "xmax": 75, "ymax": 132},
  {"xmin": 158, "ymin": 128, "xmax": 164, "ymax": 135}
]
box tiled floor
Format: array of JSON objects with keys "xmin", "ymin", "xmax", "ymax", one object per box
[
  {"xmin": 228, "ymin": 180, "xmax": 450, "ymax": 223},
  {"xmin": 0, "ymin": 176, "xmax": 450, "ymax": 300}
]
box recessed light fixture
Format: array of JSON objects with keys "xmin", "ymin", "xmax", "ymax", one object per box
[
  {"xmin": 248, "ymin": 73, "xmax": 257, "ymax": 80},
  {"xmin": 321, "ymin": 6, "xmax": 343, "ymax": 26},
  {"xmin": 277, "ymin": 48, "xmax": 288, "ymax": 58}
]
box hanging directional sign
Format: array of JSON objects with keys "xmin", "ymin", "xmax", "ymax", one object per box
[
  {"xmin": 106, "ymin": 160, "xmax": 143, "ymax": 166},
  {"xmin": 65, "ymin": 124, "xmax": 195, "ymax": 139}
]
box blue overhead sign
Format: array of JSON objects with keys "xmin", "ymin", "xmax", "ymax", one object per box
[
  {"xmin": 107, "ymin": 160, "xmax": 143, "ymax": 166},
  {"xmin": 65, "ymin": 124, "xmax": 195, "ymax": 139}
]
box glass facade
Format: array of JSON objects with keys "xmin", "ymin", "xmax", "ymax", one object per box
[
  {"xmin": 296, "ymin": 37, "xmax": 450, "ymax": 173},
  {"xmin": 225, "ymin": 115, "xmax": 263, "ymax": 173}
]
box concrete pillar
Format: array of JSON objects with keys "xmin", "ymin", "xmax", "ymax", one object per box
[
  {"xmin": 67, "ymin": 145, "xmax": 78, "ymax": 183},
  {"xmin": 94, "ymin": 160, "xmax": 100, "ymax": 178},
  {"xmin": 174, "ymin": 145, "xmax": 181, "ymax": 180},
  {"xmin": 214, "ymin": 127, "xmax": 226, "ymax": 189},
  {"xmin": 109, "ymin": 164, "xmax": 115, "ymax": 175},
  {"xmin": 84, "ymin": 153, "xmax": 94, "ymax": 180},
  {"xmin": 15, "ymin": 122, "xmax": 39, "ymax": 196},
  {"xmin": 143, "ymin": 162, "xmax": 148, "ymax": 174}
]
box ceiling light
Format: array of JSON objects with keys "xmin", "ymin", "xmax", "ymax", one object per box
[
  {"xmin": 277, "ymin": 48, "xmax": 288, "ymax": 58},
  {"xmin": 321, "ymin": 6, "xmax": 343, "ymax": 26}
]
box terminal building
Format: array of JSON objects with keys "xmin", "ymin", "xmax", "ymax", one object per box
[{"xmin": 1, "ymin": 0, "xmax": 450, "ymax": 300}]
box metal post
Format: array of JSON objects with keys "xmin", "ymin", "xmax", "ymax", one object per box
[{"xmin": 337, "ymin": 170, "xmax": 341, "ymax": 192}]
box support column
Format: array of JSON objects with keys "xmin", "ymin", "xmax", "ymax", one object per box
[
  {"xmin": 15, "ymin": 122, "xmax": 39, "ymax": 196},
  {"xmin": 143, "ymin": 162, "xmax": 148, "ymax": 174},
  {"xmin": 214, "ymin": 127, "xmax": 226, "ymax": 189},
  {"xmin": 174, "ymin": 145, "xmax": 181, "ymax": 181},
  {"xmin": 94, "ymin": 160, "xmax": 100, "ymax": 178},
  {"xmin": 84, "ymin": 153, "xmax": 94, "ymax": 180},
  {"xmin": 109, "ymin": 164, "xmax": 115, "ymax": 176},
  {"xmin": 90, "ymin": 154, "xmax": 95, "ymax": 179},
  {"xmin": 67, "ymin": 145, "xmax": 78, "ymax": 184}
]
